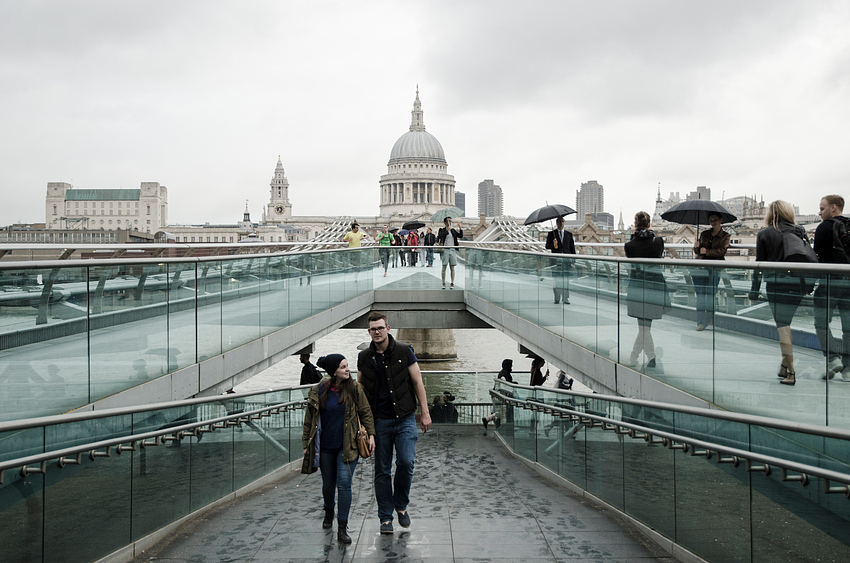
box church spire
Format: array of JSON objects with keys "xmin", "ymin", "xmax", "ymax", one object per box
[{"xmin": 410, "ymin": 85, "xmax": 425, "ymax": 131}]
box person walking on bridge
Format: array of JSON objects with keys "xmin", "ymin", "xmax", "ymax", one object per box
[
  {"xmin": 437, "ymin": 217, "xmax": 463, "ymax": 289},
  {"xmin": 357, "ymin": 312, "xmax": 431, "ymax": 535},
  {"xmin": 814, "ymin": 195, "xmax": 850, "ymax": 381},
  {"xmin": 302, "ymin": 354, "xmax": 375, "ymax": 544},
  {"xmin": 545, "ymin": 216, "xmax": 576, "ymax": 304}
]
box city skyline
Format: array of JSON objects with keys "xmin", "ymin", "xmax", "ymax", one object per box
[{"xmin": 1, "ymin": 2, "xmax": 848, "ymax": 228}]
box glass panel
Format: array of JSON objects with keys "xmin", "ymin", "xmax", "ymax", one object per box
[
  {"xmin": 197, "ymin": 260, "xmax": 223, "ymax": 362},
  {"xmin": 89, "ymin": 263, "xmax": 169, "ymax": 402},
  {"xmin": 222, "ymin": 259, "xmax": 261, "ymax": 350},
  {"xmin": 0, "ymin": 471, "xmax": 43, "ymax": 563},
  {"xmin": 44, "ymin": 447, "xmax": 132, "ymax": 563},
  {"xmin": 0, "ymin": 265, "xmax": 90, "ymax": 421},
  {"xmin": 131, "ymin": 432, "xmax": 192, "ymax": 540},
  {"xmin": 675, "ymin": 451, "xmax": 751, "ymax": 563},
  {"xmin": 167, "ymin": 262, "xmax": 197, "ymax": 372},
  {"xmin": 189, "ymin": 430, "xmax": 234, "ymax": 512},
  {"xmin": 821, "ymin": 273, "xmax": 850, "ymax": 427}
]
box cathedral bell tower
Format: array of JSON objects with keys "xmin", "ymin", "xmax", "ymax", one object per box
[{"xmin": 266, "ymin": 156, "xmax": 292, "ymax": 222}]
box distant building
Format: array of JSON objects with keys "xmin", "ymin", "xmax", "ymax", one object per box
[
  {"xmin": 686, "ymin": 186, "xmax": 711, "ymax": 201},
  {"xmin": 478, "ymin": 179, "xmax": 503, "ymax": 217},
  {"xmin": 576, "ymin": 180, "xmax": 604, "ymax": 217},
  {"xmin": 455, "ymin": 191, "xmax": 466, "ymax": 215},
  {"xmin": 378, "ymin": 88, "xmax": 456, "ymax": 219},
  {"xmin": 45, "ymin": 182, "xmax": 167, "ymax": 234},
  {"xmin": 263, "ymin": 157, "xmax": 292, "ymax": 222},
  {"xmin": 565, "ymin": 212, "xmax": 613, "ymax": 231}
]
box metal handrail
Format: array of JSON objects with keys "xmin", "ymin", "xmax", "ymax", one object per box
[
  {"xmin": 0, "ymin": 244, "xmax": 366, "ymax": 270},
  {"xmin": 461, "ymin": 244, "xmax": 850, "ymax": 274},
  {"xmin": 0, "ymin": 385, "xmax": 311, "ymax": 434},
  {"xmin": 0, "ymin": 399, "xmax": 307, "ymax": 484},
  {"xmin": 492, "ymin": 380, "xmax": 850, "ymax": 441},
  {"xmin": 490, "ymin": 390, "xmax": 850, "ymax": 496}
]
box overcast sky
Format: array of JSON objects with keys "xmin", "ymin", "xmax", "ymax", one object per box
[{"xmin": 1, "ymin": 1, "xmax": 848, "ymax": 228}]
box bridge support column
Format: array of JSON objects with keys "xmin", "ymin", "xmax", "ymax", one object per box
[{"xmin": 396, "ymin": 328, "xmax": 456, "ymax": 361}]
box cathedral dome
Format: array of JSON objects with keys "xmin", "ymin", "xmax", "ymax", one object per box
[
  {"xmin": 389, "ymin": 130, "xmax": 446, "ymax": 163},
  {"xmin": 387, "ymin": 88, "xmax": 447, "ymax": 165}
]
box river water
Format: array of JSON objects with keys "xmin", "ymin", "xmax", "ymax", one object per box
[{"xmin": 234, "ymin": 328, "xmax": 590, "ymax": 401}]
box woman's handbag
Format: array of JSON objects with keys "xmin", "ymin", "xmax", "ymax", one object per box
[{"xmin": 355, "ymin": 412, "xmax": 371, "ymax": 458}]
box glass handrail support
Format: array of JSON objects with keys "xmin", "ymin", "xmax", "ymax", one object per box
[
  {"xmin": 460, "ymin": 247, "xmax": 850, "ymax": 429},
  {"xmin": 491, "ymin": 380, "xmax": 850, "ymax": 562},
  {"xmin": 0, "ymin": 248, "xmax": 375, "ymax": 422}
]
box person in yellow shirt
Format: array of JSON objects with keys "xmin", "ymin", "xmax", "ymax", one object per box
[{"xmin": 343, "ymin": 223, "xmax": 368, "ymax": 248}]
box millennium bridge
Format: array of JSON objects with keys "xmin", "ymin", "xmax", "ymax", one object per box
[{"xmin": 1, "ymin": 235, "xmax": 849, "ymax": 562}]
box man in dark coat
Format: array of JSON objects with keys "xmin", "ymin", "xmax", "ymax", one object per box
[
  {"xmin": 814, "ymin": 194, "xmax": 850, "ymax": 381},
  {"xmin": 545, "ymin": 216, "xmax": 576, "ymax": 304},
  {"xmin": 299, "ymin": 354, "xmax": 321, "ymax": 385}
]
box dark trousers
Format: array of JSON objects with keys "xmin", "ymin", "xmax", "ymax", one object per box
[{"xmin": 814, "ymin": 280, "xmax": 850, "ymax": 365}]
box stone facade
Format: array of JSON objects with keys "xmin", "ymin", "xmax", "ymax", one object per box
[
  {"xmin": 379, "ymin": 89, "xmax": 456, "ymax": 220},
  {"xmin": 45, "ymin": 181, "xmax": 167, "ymax": 234}
]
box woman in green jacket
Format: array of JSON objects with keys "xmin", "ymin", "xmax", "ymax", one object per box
[{"xmin": 301, "ymin": 354, "xmax": 375, "ymax": 544}]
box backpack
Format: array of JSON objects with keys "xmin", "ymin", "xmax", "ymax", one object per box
[
  {"xmin": 776, "ymin": 225, "xmax": 817, "ymax": 294},
  {"xmin": 777, "ymin": 226, "xmax": 817, "ymax": 263},
  {"xmin": 830, "ymin": 216, "xmax": 850, "ymax": 264}
]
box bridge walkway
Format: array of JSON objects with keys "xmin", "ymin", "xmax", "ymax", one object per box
[{"xmin": 133, "ymin": 426, "xmax": 673, "ymax": 563}]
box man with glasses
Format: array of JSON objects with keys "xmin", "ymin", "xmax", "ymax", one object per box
[{"xmin": 357, "ymin": 312, "xmax": 431, "ymax": 534}]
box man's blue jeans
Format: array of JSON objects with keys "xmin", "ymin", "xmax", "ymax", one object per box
[
  {"xmin": 373, "ymin": 414, "xmax": 417, "ymax": 523},
  {"xmin": 319, "ymin": 450, "xmax": 359, "ymax": 522}
]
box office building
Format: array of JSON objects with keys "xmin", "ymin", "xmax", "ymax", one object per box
[{"xmin": 478, "ymin": 179, "xmax": 503, "ymax": 217}]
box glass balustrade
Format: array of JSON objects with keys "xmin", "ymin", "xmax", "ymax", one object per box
[
  {"xmin": 0, "ymin": 387, "xmax": 307, "ymax": 563},
  {"xmin": 461, "ymin": 248, "xmax": 850, "ymax": 428},
  {"xmin": 491, "ymin": 381, "xmax": 850, "ymax": 563},
  {"xmin": 0, "ymin": 250, "xmax": 373, "ymax": 423}
]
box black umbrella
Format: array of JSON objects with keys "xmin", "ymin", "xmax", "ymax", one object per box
[
  {"xmin": 523, "ymin": 204, "xmax": 576, "ymax": 225},
  {"xmin": 661, "ymin": 200, "xmax": 737, "ymax": 227},
  {"xmin": 403, "ymin": 220, "xmax": 425, "ymax": 231}
]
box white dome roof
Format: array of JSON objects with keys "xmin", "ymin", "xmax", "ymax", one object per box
[{"xmin": 389, "ymin": 130, "xmax": 446, "ymax": 163}]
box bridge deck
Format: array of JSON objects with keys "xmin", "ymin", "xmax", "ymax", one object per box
[{"xmin": 134, "ymin": 426, "xmax": 673, "ymax": 562}]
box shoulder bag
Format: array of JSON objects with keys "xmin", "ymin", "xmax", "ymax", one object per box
[{"xmin": 355, "ymin": 410, "xmax": 371, "ymax": 458}]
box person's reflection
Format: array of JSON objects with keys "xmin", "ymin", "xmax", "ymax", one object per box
[
  {"xmin": 0, "ymin": 363, "xmax": 45, "ymax": 397},
  {"xmin": 46, "ymin": 363, "xmax": 66, "ymax": 398}
]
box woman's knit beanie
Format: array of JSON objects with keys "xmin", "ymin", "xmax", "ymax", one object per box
[{"xmin": 317, "ymin": 354, "xmax": 345, "ymax": 376}]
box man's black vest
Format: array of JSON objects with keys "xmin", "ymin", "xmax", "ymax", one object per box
[{"xmin": 358, "ymin": 335, "xmax": 417, "ymax": 418}]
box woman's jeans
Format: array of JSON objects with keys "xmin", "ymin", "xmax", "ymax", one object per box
[
  {"xmin": 319, "ymin": 449, "xmax": 359, "ymax": 522},
  {"xmin": 373, "ymin": 414, "xmax": 417, "ymax": 523}
]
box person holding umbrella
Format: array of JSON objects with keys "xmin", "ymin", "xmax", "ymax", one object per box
[
  {"xmin": 693, "ymin": 213, "xmax": 731, "ymax": 330},
  {"xmin": 661, "ymin": 200, "xmax": 736, "ymax": 331},
  {"xmin": 545, "ymin": 216, "xmax": 576, "ymax": 304}
]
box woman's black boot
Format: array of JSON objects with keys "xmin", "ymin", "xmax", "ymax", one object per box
[
  {"xmin": 322, "ymin": 508, "xmax": 334, "ymax": 529},
  {"xmin": 337, "ymin": 519, "xmax": 351, "ymax": 544}
]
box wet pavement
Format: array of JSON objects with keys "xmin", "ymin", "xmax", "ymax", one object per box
[{"xmin": 134, "ymin": 426, "xmax": 676, "ymax": 563}]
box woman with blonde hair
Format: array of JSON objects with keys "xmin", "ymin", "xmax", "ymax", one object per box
[{"xmin": 748, "ymin": 200, "xmax": 813, "ymax": 385}]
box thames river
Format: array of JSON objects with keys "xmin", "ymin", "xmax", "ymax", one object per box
[{"xmin": 234, "ymin": 328, "xmax": 588, "ymax": 401}]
